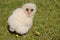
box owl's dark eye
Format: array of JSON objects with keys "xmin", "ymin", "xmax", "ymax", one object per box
[
  {"xmin": 31, "ymin": 9, "xmax": 33, "ymax": 12},
  {"xmin": 26, "ymin": 8, "xmax": 28, "ymax": 11}
]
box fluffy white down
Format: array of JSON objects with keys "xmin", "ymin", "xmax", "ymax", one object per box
[{"xmin": 8, "ymin": 8, "xmax": 33, "ymax": 34}]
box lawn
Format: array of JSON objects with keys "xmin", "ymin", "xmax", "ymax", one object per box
[{"xmin": 0, "ymin": 0, "xmax": 60, "ymax": 40}]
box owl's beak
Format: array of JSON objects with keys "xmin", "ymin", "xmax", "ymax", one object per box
[{"xmin": 28, "ymin": 11, "xmax": 31, "ymax": 15}]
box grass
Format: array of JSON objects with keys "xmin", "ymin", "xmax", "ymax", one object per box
[{"xmin": 0, "ymin": 0, "xmax": 60, "ymax": 40}]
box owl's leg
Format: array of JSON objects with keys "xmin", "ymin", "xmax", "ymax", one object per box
[
  {"xmin": 8, "ymin": 25, "xmax": 15, "ymax": 34},
  {"xmin": 9, "ymin": 27, "xmax": 15, "ymax": 32}
]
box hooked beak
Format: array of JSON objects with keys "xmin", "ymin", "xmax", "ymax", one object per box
[{"xmin": 28, "ymin": 11, "xmax": 31, "ymax": 15}]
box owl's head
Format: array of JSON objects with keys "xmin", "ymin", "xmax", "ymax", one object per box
[{"xmin": 22, "ymin": 3, "xmax": 36, "ymax": 17}]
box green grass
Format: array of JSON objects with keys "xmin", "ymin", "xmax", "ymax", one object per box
[{"xmin": 0, "ymin": 0, "xmax": 60, "ymax": 40}]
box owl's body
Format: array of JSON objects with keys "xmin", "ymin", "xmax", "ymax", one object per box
[{"xmin": 8, "ymin": 3, "xmax": 36, "ymax": 35}]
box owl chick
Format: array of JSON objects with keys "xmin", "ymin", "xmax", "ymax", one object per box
[{"xmin": 8, "ymin": 3, "xmax": 36, "ymax": 36}]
